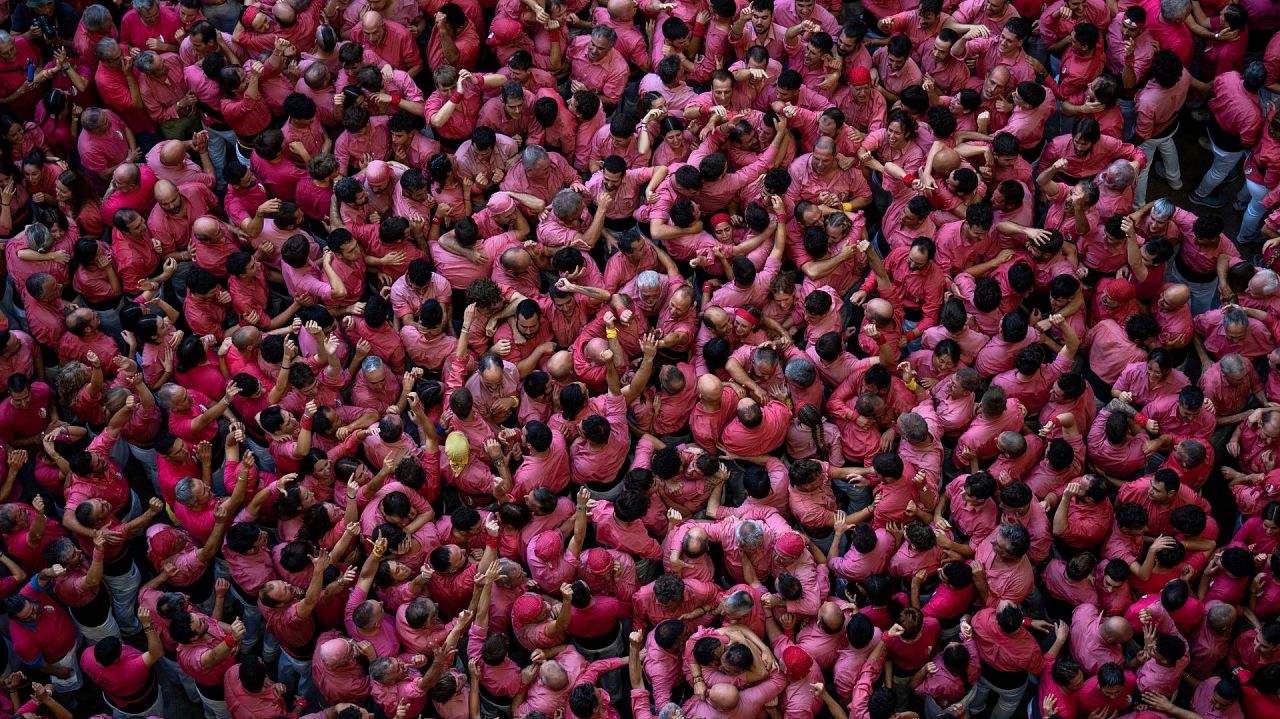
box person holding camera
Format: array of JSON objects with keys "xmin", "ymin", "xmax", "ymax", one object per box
[{"xmin": 9, "ymin": 0, "xmax": 77, "ymax": 57}]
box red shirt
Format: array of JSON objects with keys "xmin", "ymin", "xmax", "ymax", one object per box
[
  {"xmin": 176, "ymin": 616, "xmax": 237, "ymax": 686},
  {"xmin": 0, "ymin": 381, "xmax": 53, "ymax": 444},
  {"xmin": 9, "ymin": 578, "xmax": 78, "ymax": 665},
  {"xmin": 81, "ymin": 643, "xmax": 154, "ymax": 706},
  {"xmin": 971, "ymin": 606, "xmax": 1044, "ymax": 675}
]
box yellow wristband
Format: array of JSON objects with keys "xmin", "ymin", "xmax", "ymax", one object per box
[
  {"xmin": 841, "ymin": 202, "xmax": 853, "ymax": 212},
  {"xmin": 605, "ymin": 328, "xmax": 618, "ymax": 339}
]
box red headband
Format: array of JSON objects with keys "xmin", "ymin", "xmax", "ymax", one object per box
[
  {"xmin": 710, "ymin": 213, "xmax": 732, "ymax": 228},
  {"xmin": 241, "ymin": 6, "xmax": 260, "ymax": 25},
  {"xmin": 734, "ymin": 308, "xmax": 759, "ymax": 327}
]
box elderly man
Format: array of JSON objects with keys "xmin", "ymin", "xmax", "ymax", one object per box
[
  {"xmin": 133, "ymin": 49, "xmax": 199, "ymax": 140},
  {"xmin": 1201, "ymin": 353, "xmax": 1262, "ymax": 426},
  {"xmin": 501, "ymin": 145, "xmax": 582, "ymax": 212},
  {"xmin": 94, "ymin": 38, "xmax": 154, "ymax": 137},
  {"xmin": 146, "ymin": 136, "xmax": 217, "ymax": 186},
  {"xmin": 0, "ymin": 28, "xmax": 59, "ymax": 117},
  {"xmin": 76, "ymin": 107, "xmax": 137, "ymax": 193},
  {"xmin": 101, "ymin": 163, "xmax": 160, "ymax": 229},
  {"xmin": 157, "ymin": 381, "xmax": 237, "ymax": 444},
  {"xmin": 151, "ymin": 179, "xmax": 216, "ymax": 259},
  {"xmin": 1070, "ymin": 603, "xmax": 1136, "ymax": 674},
  {"xmin": 564, "ymin": 25, "xmax": 630, "ymax": 108},
  {"xmin": 1194, "ymin": 305, "xmax": 1273, "ymax": 360},
  {"xmin": 57, "ymin": 310, "xmax": 122, "ymax": 372},
  {"xmin": 350, "ymin": 11, "xmax": 420, "ymax": 76},
  {"xmin": 788, "ymin": 137, "xmax": 871, "ymax": 210}
]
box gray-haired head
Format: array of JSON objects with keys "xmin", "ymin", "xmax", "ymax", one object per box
[
  {"xmin": 898, "ymin": 411, "xmax": 929, "ymax": 443},
  {"xmin": 735, "ymin": 519, "xmax": 764, "ymax": 549},
  {"xmin": 591, "ymin": 24, "xmax": 619, "ymax": 45},
  {"xmin": 1206, "ymin": 602, "xmax": 1236, "ymax": 631},
  {"xmin": 1220, "ymin": 353, "xmax": 1248, "ymax": 378},
  {"xmin": 550, "ymin": 188, "xmax": 582, "ymax": 220},
  {"xmin": 82, "ymin": 5, "xmax": 113, "ymax": 32},
  {"xmin": 636, "ymin": 270, "xmax": 661, "ymax": 291},
  {"xmin": 1150, "ymin": 198, "xmax": 1175, "ymax": 220},
  {"xmin": 1102, "ymin": 159, "xmax": 1135, "ymax": 188},
  {"xmin": 134, "ymin": 50, "xmax": 162, "ymax": 75},
  {"xmin": 0, "ymin": 31, "xmax": 12, "ymax": 47},
  {"xmin": 722, "ymin": 589, "xmax": 755, "ymax": 617},
  {"xmin": 1160, "ymin": 0, "xmax": 1189, "ymax": 20},
  {"xmin": 80, "ymin": 107, "xmax": 108, "ymax": 132},
  {"xmin": 1222, "ymin": 307, "xmax": 1248, "ymax": 330},
  {"xmin": 132, "ymin": 0, "xmax": 157, "ymax": 10},
  {"xmin": 521, "ymin": 144, "xmax": 550, "ymax": 170},
  {"xmin": 155, "ymin": 383, "xmax": 184, "ymax": 409},
  {"xmin": 360, "ymin": 355, "xmax": 384, "ymax": 375},
  {"xmin": 1251, "ymin": 269, "xmax": 1280, "ymax": 297},
  {"xmin": 173, "ymin": 477, "xmax": 199, "ymax": 507},
  {"xmin": 657, "ymin": 703, "xmax": 685, "ymax": 719},
  {"xmin": 368, "ymin": 657, "xmax": 396, "ymax": 683},
  {"xmin": 784, "ymin": 358, "xmax": 816, "ymax": 387},
  {"xmin": 24, "ymin": 223, "xmax": 52, "ymax": 253},
  {"xmin": 95, "ymin": 37, "xmax": 121, "ymax": 61}
]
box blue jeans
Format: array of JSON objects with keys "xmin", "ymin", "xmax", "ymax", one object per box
[
  {"xmin": 1193, "ymin": 136, "xmax": 1245, "ymax": 198},
  {"xmin": 203, "ymin": 125, "xmax": 237, "ymax": 191},
  {"xmin": 278, "ymin": 650, "xmax": 321, "ymax": 708},
  {"xmin": 104, "ymin": 560, "xmax": 144, "ymax": 635},
  {"xmin": 231, "ymin": 585, "xmax": 277, "ymax": 663},
  {"xmin": 1238, "ymin": 178, "xmax": 1269, "ymax": 243},
  {"xmin": 968, "ymin": 676, "xmax": 1026, "ymax": 719}
]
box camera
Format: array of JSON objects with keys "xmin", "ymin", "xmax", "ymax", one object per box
[{"xmin": 32, "ymin": 15, "xmax": 56, "ymax": 40}]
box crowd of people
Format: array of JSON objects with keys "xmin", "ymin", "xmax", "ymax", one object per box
[{"xmin": 0, "ymin": 0, "xmax": 1279, "ymax": 718}]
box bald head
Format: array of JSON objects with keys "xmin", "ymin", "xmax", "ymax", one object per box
[
  {"xmin": 365, "ymin": 159, "xmax": 390, "ymax": 184},
  {"xmin": 697, "ymin": 374, "xmax": 723, "ymax": 402},
  {"xmin": 933, "ymin": 148, "xmax": 961, "ymax": 176},
  {"xmin": 606, "ymin": 0, "xmax": 637, "ymax": 21},
  {"xmin": 113, "ymin": 163, "xmax": 141, "ymax": 189},
  {"xmin": 192, "ymin": 216, "xmax": 222, "ymax": 241},
  {"xmin": 818, "ymin": 602, "xmax": 844, "ymax": 632},
  {"xmin": 158, "ymin": 140, "xmax": 188, "ymax": 167},
  {"xmin": 303, "ymin": 62, "xmax": 329, "ymax": 89},
  {"xmin": 540, "ymin": 661, "xmax": 568, "ymax": 691},
  {"xmin": 500, "ymin": 247, "xmax": 531, "ymax": 272},
  {"xmin": 273, "ymin": 1, "xmax": 295, "ymax": 23},
  {"xmin": 708, "ymin": 683, "xmax": 740, "ymax": 710},
  {"xmin": 1100, "ymin": 617, "xmax": 1133, "ymax": 644},
  {"xmin": 360, "ymin": 10, "xmax": 384, "ymax": 32},
  {"xmin": 865, "ymin": 298, "xmax": 893, "ymax": 323},
  {"xmin": 1161, "ymin": 284, "xmax": 1191, "ymax": 309},
  {"xmin": 1249, "ymin": 269, "xmax": 1279, "ymax": 298},
  {"xmin": 703, "ymin": 306, "xmax": 729, "ymax": 334},
  {"xmin": 232, "ymin": 326, "xmax": 260, "ymax": 351},
  {"xmin": 683, "ymin": 527, "xmax": 708, "ymax": 556},
  {"xmin": 154, "ymin": 179, "xmax": 178, "ymax": 203},
  {"xmin": 546, "ymin": 350, "xmax": 573, "ymax": 381},
  {"xmin": 583, "ymin": 337, "xmax": 609, "ymax": 364}
]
